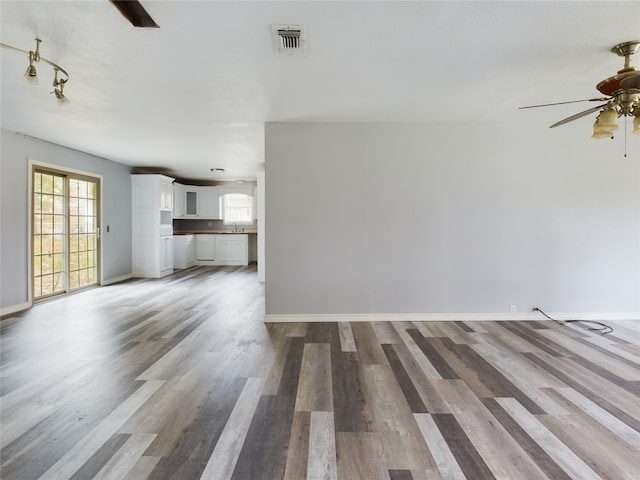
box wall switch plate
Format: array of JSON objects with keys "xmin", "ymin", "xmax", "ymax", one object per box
[{"xmin": 510, "ymin": 305, "xmax": 517, "ymax": 315}]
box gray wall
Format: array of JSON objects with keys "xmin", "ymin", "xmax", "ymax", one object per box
[
  {"xmin": 265, "ymin": 122, "xmax": 640, "ymax": 317},
  {"xmin": 1, "ymin": 129, "xmax": 132, "ymax": 311}
]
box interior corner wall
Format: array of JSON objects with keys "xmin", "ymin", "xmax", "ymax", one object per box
[
  {"xmin": 0, "ymin": 129, "xmax": 132, "ymax": 311},
  {"xmin": 264, "ymin": 122, "xmax": 640, "ymax": 318}
]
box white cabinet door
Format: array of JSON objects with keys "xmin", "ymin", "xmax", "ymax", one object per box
[
  {"xmin": 160, "ymin": 179, "xmax": 173, "ymax": 210},
  {"xmin": 198, "ymin": 187, "xmax": 220, "ymax": 219},
  {"xmin": 184, "ymin": 188, "xmax": 198, "ymax": 216},
  {"xmin": 160, "ymin": 236, "xmax": 173, "ymax": 273},
  {"xmin": 173, "ymin": 183, "xmax": 185, "ymax": 218},
  {"xmin": 173, "ymin": 235, "xmax": 186, "ymax": 268},
  {"xmin": 185, "ymin": 236, "xmax": 195, "ymax": 265},
  {"xmin": 214, "ymin": 234, "xmax": 248, "ymax": 265},
  {"xmin": 195, "ymin": 234, "xmax": 215, "ymax": 260}
]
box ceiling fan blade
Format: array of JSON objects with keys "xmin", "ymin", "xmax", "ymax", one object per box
[
  {"xmin": 519, "ymin": 98, "xmax": 609, "ymax": 109},
  {"xmin": 549, "ymin": 104, "xmax": 608, "ymax": 128},
  {"xmin": 620, "ymin": 72, "xmax": 640, "ymax": 89},
  {"xmin": 110, "ymin": 1, "xmax": 159, "ymax": 28}
]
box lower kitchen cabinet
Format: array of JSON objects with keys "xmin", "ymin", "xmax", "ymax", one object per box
[
  {"xmin": 215, "ymin": 234, "xmax": 248, "ymax": 265},
  {"xmin": 159, "ymin": 236, "xmax": 174, "ymax": 275},
  {"xmin": 192, "ymin": 234, "xmax": 248, "ymax": 266},
  {"xmin": 195, "ymin": 234, "xmax": 216, "ymax": 261},
  {"xmin": 173, "ymin": 235, "xmax": 195, "ymax": 269}
]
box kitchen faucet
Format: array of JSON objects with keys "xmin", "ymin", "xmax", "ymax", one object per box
[{"xmin": 232, "ymin": 223, "xmax": 237, "ymax": 232}]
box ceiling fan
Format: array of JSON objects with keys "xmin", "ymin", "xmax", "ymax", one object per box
[{"xmin": 520, "ymin": 41, "xmax": 640, "ymax": 138}]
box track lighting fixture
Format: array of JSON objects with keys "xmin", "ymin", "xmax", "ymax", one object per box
[{"xmin": 1, "ymin": 38, "xmax": 70, "ymax": 104}]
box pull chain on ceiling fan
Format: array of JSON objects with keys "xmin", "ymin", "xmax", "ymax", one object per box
[{"xmin": 520, "ymin": 41, "xmax": 640, "ymax": 139}]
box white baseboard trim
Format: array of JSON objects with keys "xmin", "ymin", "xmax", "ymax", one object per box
[
  {"xmin": 1, "ymin": 302, "xmax": 32, "ymax": 317},
  {"xmin": 102, "ymin": 273, "xmax": 134, "ymax": 286},
  {"xmin": 264, "ymin": 312, "xmax": 640, "ymax": 323}
]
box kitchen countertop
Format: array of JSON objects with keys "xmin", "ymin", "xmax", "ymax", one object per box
[{"xmin": 173, "ymin": 231, "xmax": 257, "ymax": 235}]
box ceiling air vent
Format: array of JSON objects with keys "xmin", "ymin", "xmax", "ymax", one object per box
[{"xmin": 272, "ymin": 25, "xmax": 306, "ymax": 56}]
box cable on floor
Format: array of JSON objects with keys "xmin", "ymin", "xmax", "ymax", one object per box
[{"xmin": 532, "ymin": 307, "xmax": 613, "ymax": 335}]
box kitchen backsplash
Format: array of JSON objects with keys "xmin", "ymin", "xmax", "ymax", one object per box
[{"xmin": 172, "ymin": 219, "xmax": 257, "ymax": 232}]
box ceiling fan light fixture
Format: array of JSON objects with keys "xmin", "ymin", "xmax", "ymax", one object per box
[
  {"xmin": 633, "ymin": 115, "xmax": 640, "ymax": 134},
  {"xmin": 591, "ymin": 123, "xmax": 613, "ymax": 139},
  {"xmin": 595, "ymin": 108, "xmax": 619, "ymax": 131}
]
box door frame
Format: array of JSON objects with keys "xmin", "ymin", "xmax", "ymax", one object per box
[{"xmin": 27, "ymin": 159, "xmax": 104, "ymax": 304}]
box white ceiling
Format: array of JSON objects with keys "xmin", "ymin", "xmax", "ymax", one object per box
[{"xmin": 1, "ymin": 1, "xmax": 639, "ymax": 181}]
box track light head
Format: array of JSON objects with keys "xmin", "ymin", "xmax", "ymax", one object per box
[
  {"xmin": 52, "ymin": 69, "xmax": 70, "ymax": 105},
  {"xmin": 24, "ymin": 64, "xmax": 38, "ymax": 84}
]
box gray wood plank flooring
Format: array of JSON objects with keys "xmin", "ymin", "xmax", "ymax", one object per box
[{"xmin": 1, "ymin": 266, "xmax": 639, "ymax": 479}]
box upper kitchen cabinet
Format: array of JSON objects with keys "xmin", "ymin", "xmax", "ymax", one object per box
[
  {"xmin": 198, "ymin": 186, "xmax": 220, "ymax": 219},
  {"xmin": 184, "ymin": 186, "xmax": 199, "ymax": 216},
  {"xmin": 173, "ymin": 183, "xmax": 185, "ymax": 217},
  {"xmin": 160, "ymin": 177, "xmax": 173, "ymax": 210},
  {"xmin": 173, "ymin": 185, "xmax": 220, "ymax": 219}
]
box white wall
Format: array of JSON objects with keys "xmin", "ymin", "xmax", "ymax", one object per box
[
  {"xmin": 1, "ymin": 129, "xmax": 132, "ymax": 312},
  {"xmin": 265, "ymin": 122, "xmax": 640, "ymax": 319}
]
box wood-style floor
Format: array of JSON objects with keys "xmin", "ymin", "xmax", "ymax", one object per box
[{"xmin": 1, "ymin": 266, "xmax": 638, "ymax": 480}]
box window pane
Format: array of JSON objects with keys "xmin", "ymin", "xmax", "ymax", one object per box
[
  {"xmin": 54, "ymin": 215, "xmax": 65, "ymax": 234},
  {"xmin": 34, "ymin": 215, "xmax": 42, "ymax": 235},
  {"xmin": 41, "ymin": 235, "xmax": 52, "ymax": 255},
  {"xmin": 70, "ymin": 234, "xmax": 78, "ymax": 252},
  {"xmin": 33, "ymin": 256, "xmax": 41, "ymax": 276},
  {"xmin": 69, "ymin": 179, "xmax": 78, "ymax": 197},
  {"xmin": 69, "ymin": 252, "xmax": 79, "ymax": 271},
  {"xmin": 42, "ymin": 194, "xmax": 53, "ymax": 213},
  {"xmin": 53, "ymin": 176, "xmax": 64, "ymax": 195},
  {"xmin": 42, "ymin": 175, "xmax": 53, "ymax": 194},
  {"xmin": 34, "ymin": 236, "xmax": 41, "ymax": 255},
  {"xmin": 34, "ymin": 193, "xmax": 42, "ymax": 213},
  {"xmin": 69, "ymin": 271, "xmax": 78, "ymax": 289},
  {"xmin": 34, "ymin": 277, "xmax": 41, "ymax": 297}
]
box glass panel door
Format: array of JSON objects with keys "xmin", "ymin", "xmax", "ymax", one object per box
[
  {"xmin": 68, "ymin": 178, "xmax": 98, "ymax": 290},
  {"xmin": 33, "ymin": 171, "xmax": 66, "ymax": 298},
  {"xmin": 32, "ymin": 168, "xmax": 100, "ymax": 301}
]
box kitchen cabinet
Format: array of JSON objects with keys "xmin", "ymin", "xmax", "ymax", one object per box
[
  {"xmin": 192, "ymin": 234, "xmax": 248, "ymax": 265},
  {"xmin": 131, "ymin": 174, "xmax": 175, "ymax": 278},
  {"xmin": 184, "ymin": 187, "xmax": 199, "ymax": 216},
  {"xmin": 173, "ymin": 183, "xmax": 185, "ymax": 217},
  {"xmin": 197, "ymin": 186, "xmax": 220, "ymax": 219},
  {"xmin": 215, "ymin": 234, "xmax": 248, "ymax": 265},
  {"xmin": 173, "ymin": 234, "xmax": 195, "ymax": 269},
  {"xmin": 160, "ymin": 179, "xmax": 173, "ymax": 210},
  {"xmin": 195, "ymin": 234, "xmax": 216, "ymax": 260},
  {"xmin": 160, "ymin": 236, "xmax": 174, "ymax": 273},
  {"xmin": 175, "ymin": 186, "xmax": 219, "ymax": 219}
]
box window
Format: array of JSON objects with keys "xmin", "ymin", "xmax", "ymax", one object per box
[{"xmin": 222, "ymin": 192, "xmax": 253, "ymax": 225}]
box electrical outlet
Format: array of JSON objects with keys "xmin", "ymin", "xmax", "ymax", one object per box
[
  {"xmin": 208, "ymin": 222, "xmax": 212, "ymax": 226},
  {"xmin": 510, "ymin": 305, "xmax": 517, "ymax": 315}
]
